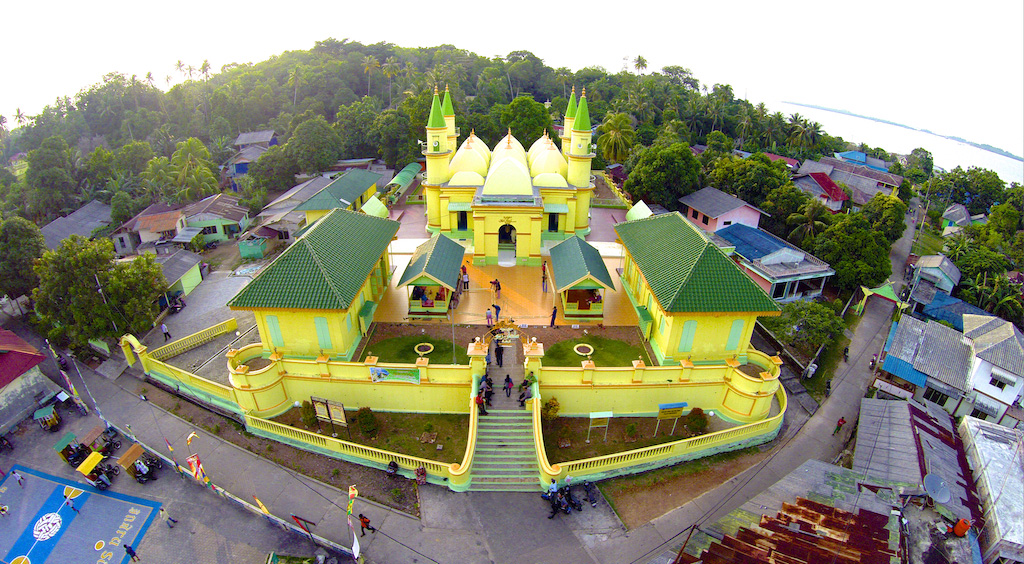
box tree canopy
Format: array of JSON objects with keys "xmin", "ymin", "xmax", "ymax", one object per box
[
  {"xmin": 623, "ymin": 142, "xmax": 700, "ymax": 209},
  {"xmin": 813, "ymin": 213, "xmax": 891, "ymax": 291},
  {"xmin": 0, "ymin": 216, "xmax": 46, "ymax": 300}
]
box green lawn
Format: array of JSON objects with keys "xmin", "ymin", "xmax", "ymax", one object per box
[
  {"xmin": 359, "ymin": 335, "xmax": 470, "ymax": 365},
  {"xmin": 912, "ymin": 228, "xmax": 945, "ymax": 256},
  {"xmin": 543, "ymin": 335, "xmax": 650, "ymax": 367}
]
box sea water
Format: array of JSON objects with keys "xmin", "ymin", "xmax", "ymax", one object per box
[{"xmin": 776, "ymin": 102, "xmax": 1023, "ymax": 185}]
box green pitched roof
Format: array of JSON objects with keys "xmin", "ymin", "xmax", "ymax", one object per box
[
  {"xmin": 614, "ymin": 212, "xmax": 779, "ymax": 313},
  {"xmin": 441, "ymin": 87, "xmax": 455, "ymax": 116},
  {"xmin": 549, "ymin": 236, "xmax": 614, "ymax": 292},
  {"xmin": 573, "ymin": 93, "xmax": 591, "ymax": 131},
  {"xmin": 293, "ymin": 169, "xmax": 380, "ymax": 212},
  {"xmin": 397, "ymin": 234, "xmax": 465, "ymax": 290},
  {"xmin": 565, "ymin": 89, "xmax": 577, "ymax": 119},
  {"xmin": 228, "ymin": 209, "xmax": 399, "ymax": 311},
  {"xmin": 427, "ymin": 90, "xmax": 446, "ymax": 129}
]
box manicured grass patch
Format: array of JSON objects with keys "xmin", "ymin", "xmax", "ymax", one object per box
[
  {"xmin": 543, "ymin": 415, "xmax": 709, "ymax": 463},
  {"xmin": 543, "ymin": 335, "xmax": 650, "ymax": 367},
  {"xmin": 359, "ymin": 335, "xmax": 470, "ymax": 365},
  {"xmin": 912, "ymin": 228, "xmax": 944, "ymax": 256},
  {"xmin": 274, "ymin": 408, "xmax": 468, "ymax": 464}
]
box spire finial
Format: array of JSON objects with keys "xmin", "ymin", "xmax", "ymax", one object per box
[
  {"xmin": 571, "ymin": 85, "xmax": 575, "ymax": 94},
  {"xmin": 434, "ymin": 85, "xmax": 439, "ymax": 95},
  {"xmin": 445, "ymin": 83, "xmax": 450, "ymax": 92},
  {"xmin": 581, "ymin": 87, "xmax": 586, "ymax": 97}
]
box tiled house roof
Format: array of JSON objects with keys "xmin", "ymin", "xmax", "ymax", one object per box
[
  {"xmin": 963, "ymin": 314, "xmax": 1024, "ymax": 377},
  {"xmin": 549, "ymin": 236, "xmax": 614, "ymax": 291},
  {"xmin": 293, "ymin": 169, "xmax": 381, "ymax": 212},
  {"xmin": 614, "ymin": 212, "xmax": 779, "ymax": 313},
  {"xmin": 397, "ymin": 234, "xmax": 465, "ymax": 291},
  {"xmin": 228, "ymin": 209, "xmax": 399, "ymax": 311},
  {"xmin": 677, "ymin": 186, "xmax": 766, "ymax": 218},
  {"xmin": 233, "ymin": 130, "xmax": 275, "ymax": 146},
  {"xmin": 184, "ymin": 193, "xmax": 248, "ymax": 223}
]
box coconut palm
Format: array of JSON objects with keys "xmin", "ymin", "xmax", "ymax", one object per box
[
  {"xmin": 288, "ymin": 66, "xmax": 304, "ymax": 106},
  {"xmin": 787, "ymin": 200, "xmax": 830, "ymax": 247},
  {"xmin": 15, "ymin": 108, "xmax": 27, "ymax": 126},
  {"xmin": 362, "ymin": 55, "xmax": 380, "ymax": 97},
  {"xmin": 633, "ymin": 55, "xmax": 647, "ymax": 74},
  {"xmin": 597, "ymin": 113, "xmax": 636, "ymax": 164},
  {"xmin": 944, "ymin": 232, "xmax": 975, "ymax": 261},
  {"xmin": 382, "ymin": 57, "xmax": 401, "ymax": 108},
  {"xmin": 736, "ymin": 107, "xmax": 754, "ymax": 148}
]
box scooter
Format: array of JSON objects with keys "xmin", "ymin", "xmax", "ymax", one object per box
[
  {"xmin": 561, "ymin": 486, "xmax": 583, "ymax": 512},
  {"xmin": 869, "ymin": 355, "xmax": 877, "ymax": 370},
  {"xmin": 57, "ymin": 355, "xmax": 68, "ymax": 371},
  {"xmin": 0, "ymin": 436, "xmax": 12, "ymax": 453}
]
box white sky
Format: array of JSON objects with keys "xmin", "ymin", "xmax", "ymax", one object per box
[{"xmin": 4, "ymin": 0, "xmax": 1022, "ymax": 158}]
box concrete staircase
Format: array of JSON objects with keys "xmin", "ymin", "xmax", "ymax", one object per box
[{"xmin": 469, "ymin": 409, "xmax": 539, "ymax": 492}]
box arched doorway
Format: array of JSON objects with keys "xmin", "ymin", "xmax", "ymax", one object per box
[{"xmin": 498, "ymin": 224, "xmax": 516, "ymax": 266}]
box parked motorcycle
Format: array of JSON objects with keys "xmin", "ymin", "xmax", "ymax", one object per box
[{"xmin": 0, "ymin": 435, "xmax": 12, "ymax": 453}]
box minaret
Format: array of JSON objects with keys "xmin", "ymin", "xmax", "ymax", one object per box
[
  {"xmin": 424, "ymin": 87, "xmax": 451, "ymax": 233},
  {"xmin": 566, "ymin": 89, "xmax": 593, "ymax": 188},
  {"xmin": 560, "ymin": 87, "xmax": 577, "ymax": 155},
  {"xmin": 441, "ymin": 85, "xmax": 458, "ymax": 161}
]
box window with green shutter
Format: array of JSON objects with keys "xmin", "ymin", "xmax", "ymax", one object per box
[
  {"xmin": 678, "ymin": 320, "xmax": 697, "ymax": 353},
  {"xmin": 266, "ymin": 315, "xmax": 283, "ymax": 348},
  {"xmin": 314, "ymin": 317, "xmax": 332, "ymax": 351},
  {"xmin": 726, "ymin": 319, "xmax": 745, "ymax": 351},
  {"xmin": 659, "ymin": 315, "xmax": 667, "ymax": 337},
  {"xmin": 346, "ymin": 312, "xmax": 353, "ymax": 333}
]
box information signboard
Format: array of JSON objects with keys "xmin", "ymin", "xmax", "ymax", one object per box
[
  {"xmin": 655, "ymin": 402, "xmax": 688, "ymax": 436},
  {"xmin": 369, "ymin": 367, "xmax": 421, "ymax": 384},
  {"xmin": 587, "ymin": 411, "xmax": 613, "ymax": 443}
]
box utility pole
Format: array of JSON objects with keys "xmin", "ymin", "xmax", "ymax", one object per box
[{"xmin": 94, "ymin": 273, "xmax": 118, "ymax": 334}]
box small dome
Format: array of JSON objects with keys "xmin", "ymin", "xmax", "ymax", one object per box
[
  {"xmin": 527, "ymin": 132, "xmax": 550, "ymax": 163},
  {"xmin": 482, "ymin": 158, "xmax": 532, "ymax": 195},
  {"xmin": 449, "ymin": 144, "xmax": 488, "ymax": 177},
  {"xmin": 528, "ymin": 137, "xmax": 557, "ymax": 168},
  {"xmin": 533, "ymin": 172, "xmax": 569, "ymax": 188},
  {"xmin": 460, "ymin": 132, "xmax": 491, "ymax": 163},
  {"xmin": 488, "ymin": 147, "xmax": 528, "ymax": 174},
  {"xmin": 529, "ymin": 143, "xmax": 567, "ymax": 177},
  {"xmin": 448, "ymin": 171, "xmax": 485, "ymax": 186},
  {"xmin": 493, "ymin": 130, "xmax": 525, "ymax": 154}
]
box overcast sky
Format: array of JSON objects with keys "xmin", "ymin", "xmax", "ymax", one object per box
[{"xmin": 5, "ymin": 0, "xmax": 1022, "ymax": 159}]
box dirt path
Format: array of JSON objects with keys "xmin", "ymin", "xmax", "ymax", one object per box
[{"xmin": 599, "ymin": 448, "xmax": 770, "ymax": 529}]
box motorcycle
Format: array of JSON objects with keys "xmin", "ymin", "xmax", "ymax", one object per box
[
  {"xmin": 561, "ymin": 486, "xmax": 583, "ymax": 512},
  {"xmin": 583, "ymin": 481, "xmax": 599, "ymax": 508},
  {"xmin": 0, "ymin": 435, "xmax": 12, "ymax": 453}
]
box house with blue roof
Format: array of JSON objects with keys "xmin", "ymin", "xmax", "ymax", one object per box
[
  {"xmin": 715, "ymin": 224, "xmax": 834, "ymax": 302},
  {"xmin": 921, "ymin": 292, "xmax": 990, "ymax": 331},
  {"xmin": 835, "ymin": 150, "xmax": 890, "ymax": 172}
]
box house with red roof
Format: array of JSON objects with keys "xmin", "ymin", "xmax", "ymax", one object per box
[
  {"xmin": 793, "ymin": 172, "xmax": 849, "ymax": 212},
  {"xmin": 0, "ymin": 329, "xmax": 63, "ymax": 433}
]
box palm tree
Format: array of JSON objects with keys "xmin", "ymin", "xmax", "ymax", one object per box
[
  {"xmin": 287, "ymin": 66, "xmax": 304, "ymax": 106},
  {"xmin": 200, "ymin": 60, "xmax": 211, "ymax": 82},
  {"xmin": 145, "ymin": 72, "xmax": 155, "ymax": 88},
  {"xmin": 362, "ymin": 55, "xmax": 380, "ymax": 97},
  {"xmin": 707, "ymin": 95, "xmax": 725, "ymax": 132},
  {"xmin": 597, "ymin": 113, "xmax": 636, "ymax": 164},
  {"xmin": 944, "ymin": 232, "xmax": 975, "ymax": 261},
  {"xmin": 14, "ymin": 108, "xmax": 27, "ymax": 126},
  {"xmin": 555, "ymin": 67, "xmax": 572, "ymax": 98},
  {"xmin": 175, "ymin": 60, "xmax": 185, "ymax": 77},
  {"xmin": 736, "ymin": 107, "xmax": 754, "ymax": 148},
  {"xmin": 382, "ymin": 57, "xmax": 401, "ymax": 107},
  {"xmin": 787, "ymin": 200, "xmax": 829, "ymax": 246},
  {"xmin": 633, "ymin": 55, "xmax": 648, "ymax": 74}
]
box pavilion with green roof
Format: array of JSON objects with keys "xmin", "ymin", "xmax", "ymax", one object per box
[
  {"xmin": 227, "ymin": 208, "xmax": 400, "ymax": 360},
  {"xmin": 396, "ymin": 234, "xmax": 466, "ymax": 318},
  {"xmin": 615, "ymin": 212, "xmax": 780, "ymax": 365},
  {"xmin": 549, "ymin": 236, "xmax": 614, "ymax": 321}
]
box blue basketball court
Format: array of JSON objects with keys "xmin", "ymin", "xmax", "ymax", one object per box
[{"xmin": 0, "ymin": 465, "xmax": 159, "ymax": 564}]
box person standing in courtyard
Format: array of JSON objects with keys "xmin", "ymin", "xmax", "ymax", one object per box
[
  {"xmin": 124, "ymin": 544, "xmax": 140, "ymax": 562},
  {"xmin": 461, "ymin": 264, "xmax": 468, "ymax": 291},
  {"xmin": 550, "ymin": 306, "xmax": 557, "ymax": 328},
  {"xmin": 493, "ymin": 304, "xmax": 501, "ymax": 322},
  {"xmin": 63, "ymin": 496, "xmax": 79, "ymax": 513},
  {"xmin": 504, "ymin": 375, "xmax": 514, "ymax": 397},
  {"xmin": 11, "ymin": 470, "xmax": 23, "ymax": 487},
  {"xmin": 490, "ymin": 279, "xmax": 501, "ymax": 299},
  {"xmin": 833, "ymin": 417, "xmax": 846, "ymax": 435},
  {"xmin": 541, "ymin": 268, "xmax": 548, "ymax": 293},
  {"xmin": 161, "ymin": 322, "xmax": 172, "ymax": 341}
]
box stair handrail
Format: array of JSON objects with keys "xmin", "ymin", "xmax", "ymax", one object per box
[
  {"xmin": 449, "ymin": 374, "xmax": 480, "ymax": 489},
  {"xmin": 531, "ymin": 382, "xmax": 561, "ymax": 486}
]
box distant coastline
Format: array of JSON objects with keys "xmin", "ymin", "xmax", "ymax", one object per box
[{"xmin": 784, "ymin": 102, "xmax": 1024, "ymax": 163}]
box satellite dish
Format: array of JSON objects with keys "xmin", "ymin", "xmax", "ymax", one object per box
[{"xmin": 924, "ymin": 473, "xmax": 951, "ymax": 504}]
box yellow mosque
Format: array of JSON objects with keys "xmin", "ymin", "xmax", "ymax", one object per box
[{"xmin": 423, "ymin": 86, "xmax": 595, "ymax": 266}]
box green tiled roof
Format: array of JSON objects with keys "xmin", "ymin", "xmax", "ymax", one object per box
[
  {"xmin": 427, "ymin": 90, "xmax": 446, "ymax": 129},
  {"xmin": 614, "ymin": 212, "xmax": 779, "ymax": 313},
  {"xmin": 573, "ymin": 93, "xmax": 591, "ymax": 131},
  {"xmin": 293, "ymin": 169, "xmax": 380, "ymax": 212},
  {"xmin": 228, "ymin": 209, "xmax": 399, "ymax": 311},
  {"xmin": 549, "ymin": 236, "xmax": 614, "ymax": 292},
  {"xmin": 441, "ymin": 86, "xmax": 455, "ymax": 116},
  {"xmin": 397, "ymin": 234, "xmax": 465, "ymax": 291}
]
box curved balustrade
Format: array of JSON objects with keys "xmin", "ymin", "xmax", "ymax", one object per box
[
  {"xmin": 530, "ymin": 383, "xmax": 561, "ymax": 486},
  {"xmin": 151, "ymin": 319, "xmax": 238, "ymax": 361},
  {"xmin": 448, "ymin": 379, "xmax": 480, "ymax": 491}
]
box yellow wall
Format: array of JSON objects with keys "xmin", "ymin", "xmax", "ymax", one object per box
[{"xmin": 471, "ymin": 207, "xmax": 542, "ymax": 266}]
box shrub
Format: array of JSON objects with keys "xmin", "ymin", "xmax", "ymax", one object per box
[
  {"xmin": 541, "ymin": 397, "xmax": 560, "ymax": 421},
  {"xmin": 389, "ymin": 488, "xmax": 405, "ymax": 503},
  {"xmin": 626, "ymin": 423, "xmax": 638, "ymax": 438},
  {"xmin": 357, "ymin": 407, "xmax": 379, "ymax": 437},
  {"xmin": 685, "ymin": 408, "xmax": 708, "ymax": 435},
  {"xmin": 300, "ymin": 401, "xmax": 317, "ymax": 428}
]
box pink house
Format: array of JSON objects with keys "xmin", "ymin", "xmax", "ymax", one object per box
[{"xmin": 677, "ymin": 187, "xmax": 765, "ymax": 233}]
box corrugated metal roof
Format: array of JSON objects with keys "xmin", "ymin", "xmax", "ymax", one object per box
[
  {"xmin": 963, "ymin": 314, "xmax": 1024, "ymax": 377},
  {"xmin": 880, "ymin": 355, "xmax": 928, "ymax": 388},
  {"xmin": 922, "ymin": 292, "xmax": 991, "ymax": 331},
  {"xmin": 41, "ymin": 200, "xmax": 112, "ymax": 250},
  {"xmin": 916, "ymin": 255, "xmax": 961, "ymax": 287},
  {"xmin": 886, "ymin": 316, "xmax": 972, "ymax": 392},
  {"xmin": 678, "ymin": 186, "xmax": 764, "ymax": 218},
  {"xmin": 233, "ymin": 130, "xmax": 275, "ymax": 146}
]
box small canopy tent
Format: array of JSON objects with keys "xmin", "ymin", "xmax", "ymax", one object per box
[
  {"xmin": 397, "ymin": 234, "xmax": 466, "ymax": 318},
  {"xmin": 549, "ymin": 236, "xmax": 615, "ymax": 320},
  {"xmin": 853, "ymin": 280, "xmax": 910, "ymax": 315}
]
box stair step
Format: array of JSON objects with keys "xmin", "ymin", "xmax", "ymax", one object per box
[
  {"xmin": 468, "ymin": 484, "xmax": 540, "ymax": 492},
  {"xmin": 475, "ymin": 452, "xmax": 534, "ymax": 458},
  {"xmin": 476, "ymin": 433, "xmax": 533, "ymax": 440},
  {"xmin": 477, "ymin": 421, "xmax": 532, "ymax": 427},
  {"xmin": 470, "ymin": 476, "xmax": 539, "ymax": 484}
]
